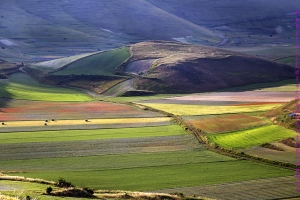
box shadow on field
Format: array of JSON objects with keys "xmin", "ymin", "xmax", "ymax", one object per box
[{"xmin": 0, "ymin": 84, "xmax": 13, "ymax": 111}]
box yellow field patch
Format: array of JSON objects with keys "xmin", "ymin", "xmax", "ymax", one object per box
[
  {"xmin": 1, "ymin": 117, "xmax": 172, "ymax": 127},
  {"xmin": 140, "ymin": 103, "xmax": 283, "ymax": 116}
]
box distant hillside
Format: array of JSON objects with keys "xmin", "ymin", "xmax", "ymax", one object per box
[
  {"xmin": 0, "ymin": 0, "xmax": 219, "ymax": 61},
  {"xmin": 25, "ymin": 41, "xmax": 294, "ymax": 96}
]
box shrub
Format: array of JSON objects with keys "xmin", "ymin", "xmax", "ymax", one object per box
[
  {"xmin": 46, "ymin": 186, "xmax": 53, "ymax": 194},
  {"xmin": 56, "ymin": 177, "xmax": 74, "ymax": 188},
  {"xmin": 82, "ymin": 187, "xmax": 94, "ymax": 195}
]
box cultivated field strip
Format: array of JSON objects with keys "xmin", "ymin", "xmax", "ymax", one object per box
[
  {"xmin": 0, "ymin": 117, "xmax": 172, "ymax": 128},
  {"xmin": 155, "ymin": 176, "xmax": 298, "ymax": 200},
  {"xmin": 0, "ymin": 99, "xmax": 163, "ymax": 121},
  {"xmin": 186, "ymin": 113, "xmax": 268, "ymax": 134},
  {"xmin": 166, "ymin": 91, "xmax": 294, "ymax": 103},
  {"xmin": 0, "ymin": 121, "xmax": 172, "ymax": 133},
  {"xmin": 208, "ymin": 125, "xmax": 295, "ymax": 149},
  {"xmin": 0, "ymin": 134, "xmax": 201, "ymax": 160},
  {"xmin": 1, "ymin": 149, "xmax": 233, "ymax": 172},
  {"xmin": 140, "ymin": 103, "xmax": 282, "ymax": 116},
  {"xmin": 243, "ymin": 143, "xmax": 295, "ymax": 164},
  {"xmin": 8, "ymin": 160, "xmax": 292, "ymax": 191},
  {"xmin": 0, "ymin": 125, "xmax": 186, "ymax": 144}
]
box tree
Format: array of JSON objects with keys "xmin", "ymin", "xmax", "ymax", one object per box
[{"xmin": 46, "ymin": 186, "xmax": 52, "ymax": 194}]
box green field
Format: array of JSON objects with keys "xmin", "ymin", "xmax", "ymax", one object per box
[
  {"xmin": 8, "ymin": 160, "xmax": 291, "ymax": 191},
  {"xmin": 140, "ymin": 103, "xmax": 282, "ymax": 116},
  {"xmin": 53, "ymin": 47, "xmax": 130, "ymax": 75},
  {"xmin": 0, "ymin": 125, "xmax": 184, "ymax": 144},
  {"xmin": 0, "ymin": 73, "xmax": 92, "ymax": 101},
  {"xmin": 208, "ymin": 125, "xmax": 295, "ymax": 149}
]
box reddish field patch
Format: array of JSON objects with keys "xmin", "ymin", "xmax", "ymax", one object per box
[
  {"xmin": 0, "ymin": 99, "xmax": 162, "ymax": 121},
  {"xmin": 187, "ymin": 113, "xmax": 268, "ymax": 134}
]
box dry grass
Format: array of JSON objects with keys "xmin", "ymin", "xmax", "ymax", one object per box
[
  {"xmin": 0, "ymin": 174, "xmax": 55, "ymax": 185},
  {"xmin": 130, "ymin": 41, "xmax": 244, "ymax": 68},
  {"xmin": 0, "ymin": 194, "xmax": 19, "ymax": 200}
]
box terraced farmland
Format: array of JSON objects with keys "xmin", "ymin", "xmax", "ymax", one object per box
[
  {"xmin": 207, "ymin": 125, "xmax": 295, "ymax": 149},
  {"xmin": 0, "ymin": 73, "xmax": 92, "ymax": 101},
  {"xmin": 186, "ymin": 114, "xmax": 268, "ymax": 134}
]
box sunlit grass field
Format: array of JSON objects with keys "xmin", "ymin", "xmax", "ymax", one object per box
[
  {"xmin": 207, "ymin": 125, "xmax": 295, "ymax": 149},
  {"xmin": 8, "ymin": 160, "xmax": 291, "ymax": 191},
  {"xmin": 0, "ymin": 125, "xmax": 184, "ymax": 144}
]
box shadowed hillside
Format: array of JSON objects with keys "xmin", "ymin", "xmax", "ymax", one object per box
[
  {"xmin": 120, "ymin": 41, "xmax": 294, "ymax": 93},
  {"xmin": 0, "ymin": 0, "xmax": 219, "ymax": 62}
]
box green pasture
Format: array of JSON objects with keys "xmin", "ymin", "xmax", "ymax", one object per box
[
  {"xmin": 140, "ymin": 103, "xmax": 282, "ymax": 116},
  {"xmin": 1, "ymin": 150, "xmax": 233, "ymax": 171},
  {"xmin": 0, "ymin": 125, "xmax": 185, "ymax": 144},
  {"xmin": 8, "ymin": 160, "xmax": 291, "ymax": 191},
  {"xmin": 0, "ymin": 73, "xmax": 92, "ymax": 101},
  {"xmin": 208, "ymin": 125, "xmax": 295, "ymax": 149},
  {"xmin": 53, "ymin": 47, "xmax": 130, "ymax": 75}
]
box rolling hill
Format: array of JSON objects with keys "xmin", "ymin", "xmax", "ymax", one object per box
[{"xmin": 23, "ymin": 41, "xmax": 294, "ymax": 96}]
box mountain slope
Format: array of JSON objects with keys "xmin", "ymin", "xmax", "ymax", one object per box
[{"xmin": 0, "ymin": 0, "xmax": 219, "ymax": 62}]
